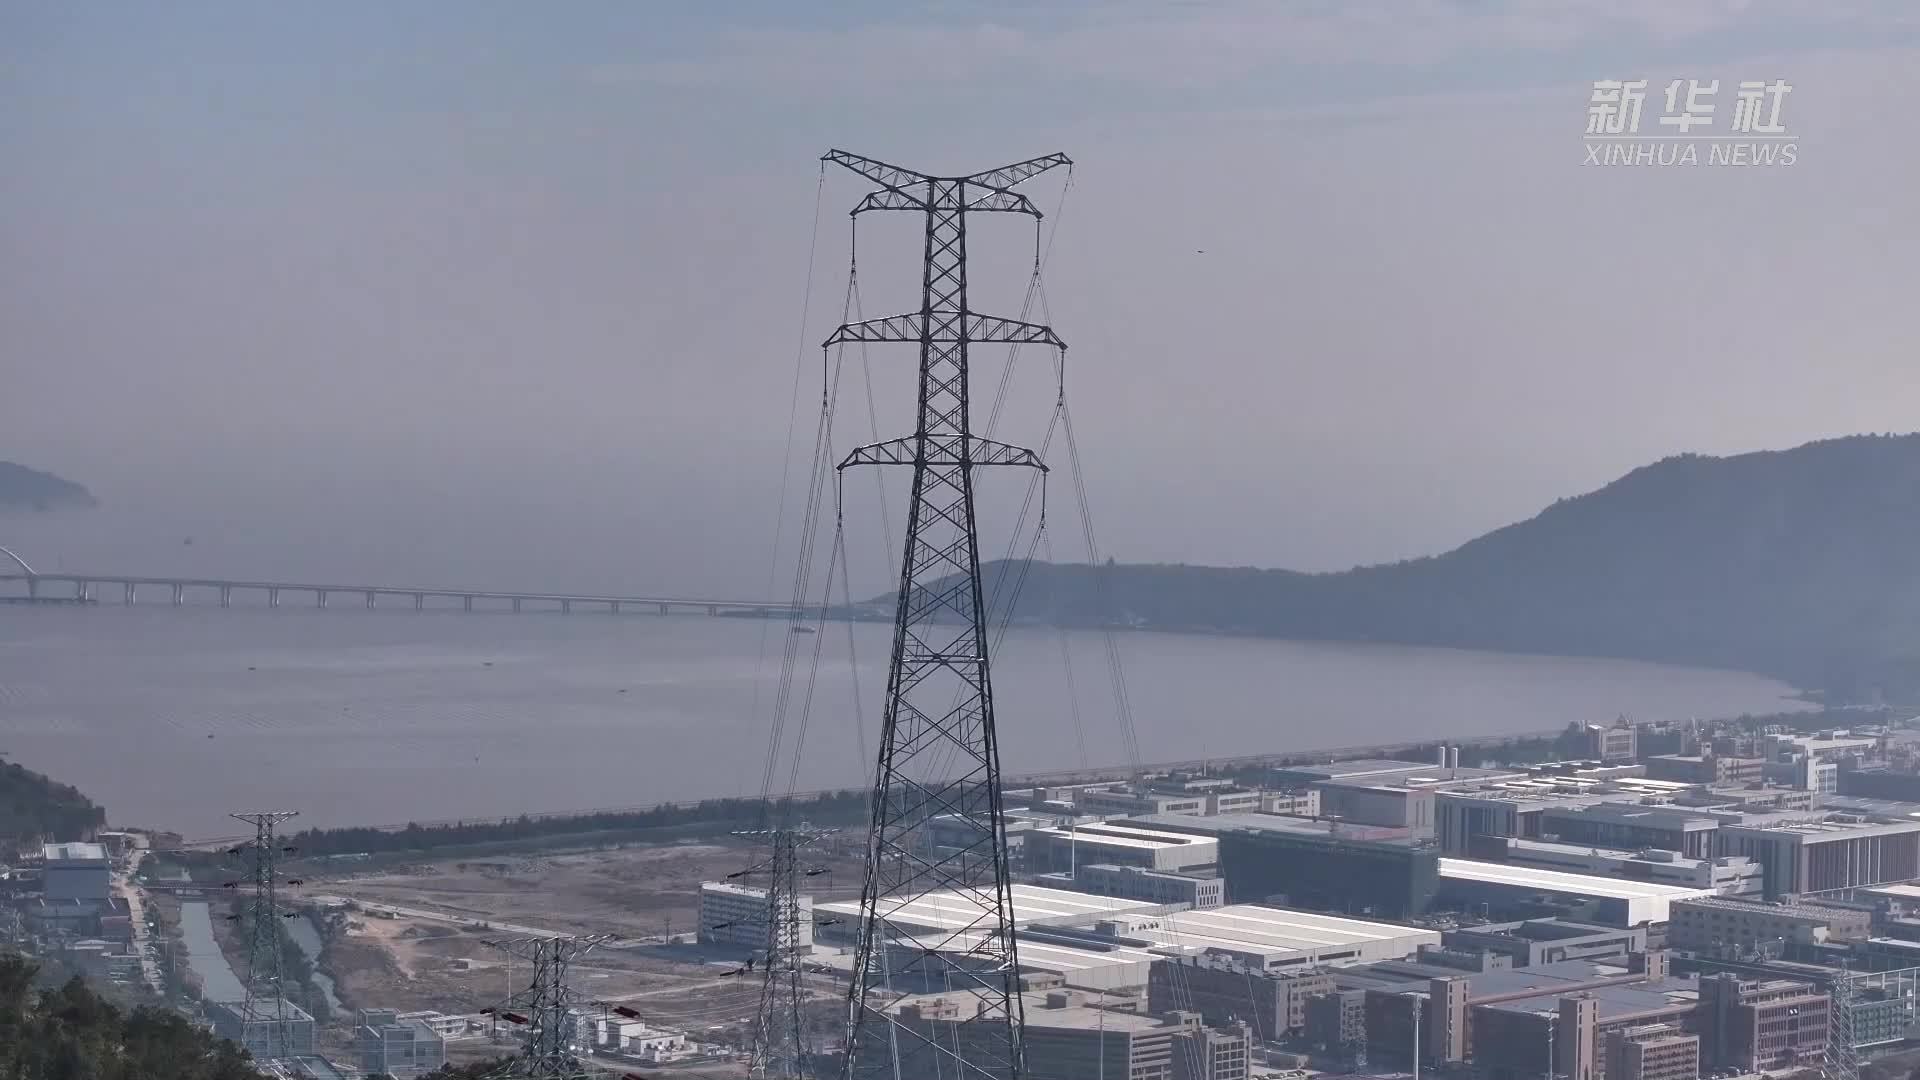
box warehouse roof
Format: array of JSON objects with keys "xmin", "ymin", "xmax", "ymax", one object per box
[
  {"xmin": 1141, "ymin": 905, "xmax": 1437, "ymax": 958},
  {"xmin": 42, "ymin": 843, "xmax": 108, "ymax": 863},
  {"xmin": 1476, "ymin": 976, "xmax": 1701, "ymax": 1020},
  {"xmin": 1439, "ymin": 858, "xmax": 1713, "ymax": 923},
  {"xmin": 814, "ymin": 884, "xmax": 1161, "ymax": 933}
]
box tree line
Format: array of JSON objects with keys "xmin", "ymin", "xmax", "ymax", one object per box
[{"xmin": 277, "ymin": 790, "xmax": 873, "ymax": 858}]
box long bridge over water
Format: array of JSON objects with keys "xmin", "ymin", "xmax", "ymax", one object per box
[{"xmin": 0, "ymin": 546, "xmax": 803, "ymax": 617}]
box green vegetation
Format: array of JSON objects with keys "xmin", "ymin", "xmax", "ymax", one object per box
[
  {"xmin": 0, "ymin": 461, "xmax": 95, "ymax": 512},
  {"xmin": 968, "ymin": 435, "xmax": 1920, "ymax": 703},
  {"xmin": 269, "ymin": 789, "xmax": 870, "ymax": 859},
  {"xmin": 0, "ymin": 757, "xmax": 108, "ymax": 859},
  {"xmin": 0, "ymin": 951, "xmax": 267, "ymax": 1079}
]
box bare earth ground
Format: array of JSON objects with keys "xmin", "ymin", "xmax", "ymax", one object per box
[{"xmin": 300, "ymin": 838, "xmax": 866, "ymax": 1067}]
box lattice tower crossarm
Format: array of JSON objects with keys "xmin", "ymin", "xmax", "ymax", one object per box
[
  {"xmin": 231, "ymin": 810, "xmax": 299, "ymax": 1062},
  {"xmin": 825, "ymin": 149, "xmax": 1069, "ymax": 1080}
]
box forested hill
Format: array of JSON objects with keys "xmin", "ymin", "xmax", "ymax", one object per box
[
  {"xmin": 0, "ymin": 760, "xmax": 108, "ymax": 859},
  {"xmin": 0, "ymin": 461, "xmax": 95, "ymax": 511},
  {"xmin": 970, "ymin": 434, "xmax": 1920, "ymax": 701}
]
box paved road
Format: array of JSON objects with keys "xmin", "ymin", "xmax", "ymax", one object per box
[
  {"xmin": 307, "ymin": 894, "xmax": 567, "ymax": 939},
  {"xmin": 113, "ymin": 840, "xmax": 165, "ymax": 995}
]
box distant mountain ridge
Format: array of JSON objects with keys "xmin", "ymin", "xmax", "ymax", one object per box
[
  {"xmin": 0, "ymin": 461, "xmax": 95, "ymax": 511},
  {"xmin": 955, "ymin": 434, "xmax": 1920, "ymax": 702}
]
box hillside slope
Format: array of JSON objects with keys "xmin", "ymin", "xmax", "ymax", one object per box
[
  {"xmin": 975, "ymin": 434, "xmax": 1920, "ymax": 700},
  {"xmin": 0, "ymin": 461, "xmax": 95, "ymax": 511}
]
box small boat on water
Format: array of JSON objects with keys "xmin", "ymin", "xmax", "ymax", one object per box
[{"xmin": 791, "ymin": 625, "xmax": 817, "ymax": 635}]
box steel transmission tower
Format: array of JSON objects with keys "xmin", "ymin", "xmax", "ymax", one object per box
[
  {"xmin": 739, "ymin": 827, "xmax": 832, "ymax": 1078},
  {"xmin": 230, "ymin": 810, "xmax": 300, "ymax": 1061},
  {"xmin": 483, "ymin": 934, "xmax": 611, "ymax": 1078},
  {"xmin": 826, "ymin": 148, "xmax": 1070, "ymax": 1080}
]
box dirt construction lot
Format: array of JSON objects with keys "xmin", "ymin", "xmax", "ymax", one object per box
[{"xmin": 304, "ymin": 838, "xmax": 864, "ymax": 1042}]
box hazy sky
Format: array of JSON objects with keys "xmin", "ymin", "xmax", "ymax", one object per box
[{"xmin": 4, "ymin": 2, "xmax": 1918, "ymax": 598}]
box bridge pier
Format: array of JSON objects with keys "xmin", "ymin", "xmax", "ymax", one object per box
[
  {"xmin": 365, "ymin": 591, "xmax": 376, "ymax": 609},
  {"xmin": 26, "ymin": 577, "xmax": 37, "ymax": 600},
  {"xmin": 512, "ymin": 598, "xmax": 521, "ymax": 613},
  {"xmin": 219, "ymin": 585, "xmax": 232, "ymax": 608},
  {"xmin": 414, "ymin": 593, "xmax": 425, "ymax": 611},
  {"xmin": 123, "ymin": 582, "xmax": 136, "ymax": 606},
  {"xmin": 172, "ymin": 583, "xmax": 185, "ymax": 606},
  {"xmin": 658, "ymin": 603, "xmax": 669, "ymax": 616},
  {"xmin": 707, "ymin": 604, "xmax": 719, "ymax": 616},
  {"xmin": 462, "ymin": 595, "xmax": 473, "ymax": 612},
  {"xmin": 268, "ymin": 587, "xmax": 279, "ymax": 609},
  {"xmin": 610, "ymin": 600, "xmax": 621, "ymax": 614},
  {"xmin": 561, "ymin": 599, "xmax": 572, "ymax": 615},
  {"xmin": 317, "ymin": 590, "xmax": 328, "ymax": 609}
]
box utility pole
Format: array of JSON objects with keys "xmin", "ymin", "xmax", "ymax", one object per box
[
  {"xmin": 738, "ymin": 826, "xmax": 833, "ymax": 1078},
  {"xmin": 826, "ymin": 148, "xmax": 1069, "ymax": 1080},
  {"xmin": 1410, "ymin": 994, "xmax": 1420, "ymax": 1080},
  {"xmin": 1546, "ymin": 1012, "xmax": 1557, "ymax": 1080},
  {"xmin": 230, "ymin": 810, "xmax": 299, "ymax": 1062},
  {"xmin": 483, "ymin": 934, "xmax": 612, "ymax": 1078}
]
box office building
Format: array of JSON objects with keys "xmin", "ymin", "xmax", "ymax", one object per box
[
  {"xmin": 1261, "ymin": 789, "xmax": 1319, "ymax": 817},
  {"xmin": 1538, "ymin": 804, "xmax": 1720, "ymax": 860},
  {"xmin": 1605, "ymin": 1022, "xmax": 1698, "ymax": 1080},
  {"xmin": 1303, "ymin": 988, "xmax": 1367, "ymax": 1049},
  {"xmin": 1839, "ymin": 768, "xmax": 1920, "ymax": 803},
  {"xmin": 1644, "ymin": 754, "xmax": 1764, "ymax": 785},
  {"xmin": 1313, "ymin": 779, "xmax": 1437, "ymax": 836},
  {"xmin": 1715, "ymin": 815, "xmax": 1920, "ymax": 897},
  {"xmin": 354, "ymin": 1009, "xmax": 448, "ymax": 1076},
  {"xmin": 1800, "ymin": 757, "xmax": 1839, "ymax": 794},
  {"xmin": 895, "ymin": 991, "xmax": 1251, "ymax": 1080},
  {"xmin": 41, "ymin": 843, "xmax": 110, "ymax": 902},
  {"xmin": 601, "ymin": 1019, "xmax": 687, "ymax": 1059},
  {"xmin": 1024, "ymin": 823, "xmax": 1218, "ymax": 875},
  {"xmin": 1147, "ymin": 956, "xmax": 1333, "ymax": 1041},
  {"xmin": 697, "ymin": 881, "xmax": 813, "ymax": 952},
  {"xmin": 1763, "ymin": 731, "xmax": 1877, "ymax": 762},
  {"xmin": 1697, "ymin": 973, "xmax": 1829, "ymax": 1072},
  {"xmin": 1667, "ymin": 896, "xmax": 1870, "ymax": 954},
  {"xmin": 206, "ymin": 998, "xmax": 317, "ymax": 1060},
  {"xmin": 1268, "ymin": 758, "xmax": 1523, "ymax": 790},
  {"xmin": 1569, "ymin": 720, "xmax": 1640, "ymax": 764},
  {"xmin": 1441, "ymin": 919, "xmax": 1645, "ymax": 969},
  {"xmin": 1173, "ymin": 816, "xmax": 1437, "ymax": 917},
  {"xmin": 1037, "ymin": 863, "xmax": 1226, "ymax": 909},
  {"xmin": 1488, "ymin": 836, "xmax": 1763, "ymax": 895}
]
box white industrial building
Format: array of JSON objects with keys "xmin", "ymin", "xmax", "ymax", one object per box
[
  {"xmin": 845, "ymin": 899, "xmax": 1436, "ymax": 993},
  {"xmin": 1437, "ymin": 858, "xmax": 1714, "ymax": 925},
  {"xmin": 697, "ymin": 881, "xmax": 813, "ymax": 953},
  {"xmin": 1023, "ymin": 823, "xmax": 1219, "ymax": 874},
  {"xmin": 1489, "ymin": 837, "xmax": 1764, "ymax": 895},
  {"xmin": 601, "ymin": 1019, "xmax": 688, "ymax": 1060},
  {"xmin": 1133, "ymin": 905, "xmax": 1440, "ymax": 971},
  {"xmin": 815, "ymin": 883, "xmax": 1164, "ymax": 941}
]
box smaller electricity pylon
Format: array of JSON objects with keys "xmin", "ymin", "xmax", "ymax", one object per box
[
  {"xmin": 482, "ymin": 933, "xmax": 613, "ymax": 1078},
  {"xmin": 229, "ymin": 810, "xmax": 300, "ymax": 1062},
  {"xmin": 734, "ymin": 826, "xmax": 835, "ymax": 1078}
]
